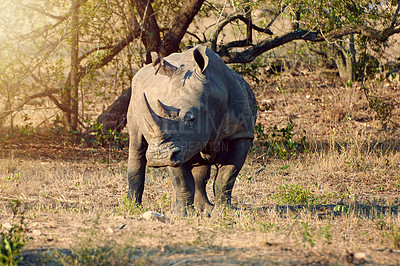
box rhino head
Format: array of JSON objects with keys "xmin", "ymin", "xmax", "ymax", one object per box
[{"xmin": 139, "ymin": 46, "xmax": 224, "ymax": 167}]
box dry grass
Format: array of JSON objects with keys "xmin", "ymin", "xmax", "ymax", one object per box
[{"xmin": 1, "ymin": 73, "xmax": 400, "ymax": 264}]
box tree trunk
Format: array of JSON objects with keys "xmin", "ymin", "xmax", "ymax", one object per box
[
  {"xmin": 96, "ymin": 86, "xmax": 131, "ymax": 133},
  {"xmin": 159, "ymin": 0, "xmax": 205, "ymax": 57},
  {"xmin": 70, "ymin": 0, "xmax": 79, "ymax": 131},
  {"xmin": 61, "ymin": 0, "xmax": 80, "ymax": 131},
  {"xmin": 332, "ymin": 35, "xmax": 356, "ymax": 82},
  {"xmin": 91, "ymin": 0, "xmax": 205, "ymax": 136},
  {"xmin": 130, "ymin": 0, "xmax": 161, "ymax": 63}
]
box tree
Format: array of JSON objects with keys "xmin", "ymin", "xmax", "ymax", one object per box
[
  {"xmin": 98, "ymin": 0, "xmax": 400, "ymax": 132},
  {"xmin": 1, "ymin": 0, "xmax": 399, "ymax": 134}
]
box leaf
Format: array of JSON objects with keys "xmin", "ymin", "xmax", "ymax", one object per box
[{"xmin": 280, "ymin": 165, "xmax": 290, "ymax": 170}]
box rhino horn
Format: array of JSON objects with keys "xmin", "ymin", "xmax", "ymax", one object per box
[
  {"xmin": 157, "ymin": 100, "xmax": 180, "ymax": 119},
  {"xmin": 150, "ymin": 52, "xmax": 178, "ymax": 77},
  {"xmin": 142, "ymin": 93, "xmax": 164, "ymax": 136}
]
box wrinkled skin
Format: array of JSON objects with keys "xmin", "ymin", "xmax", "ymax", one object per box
[{"xmin": 127, "ymin": 45, "xmax": 257, "ymax": 215}]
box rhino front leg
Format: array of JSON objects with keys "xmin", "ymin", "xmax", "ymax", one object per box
[
  {"xmin": 214, "ymin": 139, "xmax": 252, "ymax": 209},
  {"xmin": 192, "ymin": 165, "xmax": 213, "ymax": 212},
  {"xmin": 168, "ymin": 163, "xmax": 195, "ymax": 216},
  {"xmin": 127, "ymin": 136, "xmax": 147, "ymax": 205}
]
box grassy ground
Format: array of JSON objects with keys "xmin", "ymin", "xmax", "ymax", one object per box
[{"xmin": 1, "ymin": 72, "xmax": 400, "ymax": 265}]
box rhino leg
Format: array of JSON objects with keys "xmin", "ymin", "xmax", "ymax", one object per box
[
  {"xmin": 168, "ymin": 163, "xmax": 195, "ymax": 216},
  {"xmin": 213, "ymin": 139, "xmax": 252, "ymax": 209},
  {"xmin": 192, "ymin": 165, "xmax": 213, "ymax": 212},
  {"xmin": 127, "ymin": 131, "xmax": 147, "ymax": 205}
]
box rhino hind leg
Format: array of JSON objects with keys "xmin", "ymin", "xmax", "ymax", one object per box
[
  {"xmin": 192, "ymin": 165, "xmax": 213, "ymax": 212},
  {"xmin": 168, "ymin": 163, "xmax": 195, "ymax": 216},
  {"xmin": 213, "ymin": 139, "xmax": 252, "ymax": 209}
]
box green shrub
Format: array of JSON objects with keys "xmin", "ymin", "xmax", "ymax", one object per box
[
  {"xmin": 81, "ymin": 120, "xmax": 129, "ymax": 149},
  {"xmin": 254, "ymin": 120, "xmax": 308, "ymax": 159},
  {"xmin": 0, "ymin": 200, "xmax": 27, "ymax": 265},
  {"xmin": 272, "ymin": 184, "xmax": 328, "ymax": 205},
  {"xmin": 115, "ymin": 196, "xmax": 145, "ymax": 216}
]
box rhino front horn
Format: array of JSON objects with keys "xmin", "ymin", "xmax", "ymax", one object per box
[
  {"xmin": 150, "ymin": 52, "xmax": 178, "ymax": 77},
  {"xmin": 142, "ymin": 93, "xmax": 164, "ymax": 137}
]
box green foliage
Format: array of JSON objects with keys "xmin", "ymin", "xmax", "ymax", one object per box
[
  {"xmin": 0, "ymin": 200, "xmax": 27, "ymax": 265},
  {"xmin": 272, "ymin": 184, "xmax": 330, "ymax": 205},
  {"xmin": 299, "ymin": 221, "xmax": 316, "ymax": 247},
  {"xmin": 254, "ymin": 120, "xmax": 308, "ymax": 159},
  {"xmin": 53, "ymin": 226, "xmax": 134, "ymax": 266},
  {"xmin": 83, "ymin": 120, "xmax": 128, "ymax": 149},
  {"xmin": 231, "ymin": 57, "xmax": 267, "ymax": 84},
  {"xmin": 333, "ymin": 204, "xmax": 349, "ymax": 214},
  {"xmin": 153, "ymin": 193, "xmax": 173, "ymax": 213},
  {"xmin": 390, "ymin": 225, "xmax": 400, "ymax": 249},
  {"xmin": 115, "ymin": 196, "xmax": 145, "ymax": 216},
  {"xmin": 60, "ymin": 242, "xmax": 131, "ymax": 266},
  {"xmin": 277, "ymin": 0, "xmax": 395, "ymax": 32},
  {"xmin": 367, "ymin": 94, "xmax": 393, "ymax": 129}
]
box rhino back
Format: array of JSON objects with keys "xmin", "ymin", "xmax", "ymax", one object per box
[{"xmin": 202, "ymin": 49, "xmax": 257, "ymax": 141}]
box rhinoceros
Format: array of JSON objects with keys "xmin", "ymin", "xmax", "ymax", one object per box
[{"xmin": 127, "ymin": 45, "xmax": 257, "ymax": 215}]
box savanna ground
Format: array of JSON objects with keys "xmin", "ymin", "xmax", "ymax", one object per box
[{"xmin": 1, "ymin": 70, "xmax": 400, "ymax": 265}]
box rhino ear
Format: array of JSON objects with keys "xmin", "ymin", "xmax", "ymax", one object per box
[
  {"xmin": 150, "ymin": 52, "xmax": 178, "ymax": 77},
  {"xmin": 193, "ymin": 46, "xmax": 209, "ymax": 73}
]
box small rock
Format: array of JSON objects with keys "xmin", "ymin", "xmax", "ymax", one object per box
[
  {"xmin": 141, "ymin": 211, "xmax": 168, "ymax": 222},
  {"xmin": 347, "ymin": 251, "xmax": 370, "ymax": 263},
  {"xmin": 106, "ymin": 227, "xmax": 114, "ymax": 233},
  {"xmin": 31, "ymin": 229, "xmax": 42, "ymax": 236},
  {"xmin": 2, "ymin": 223, "xmax": 12, "ymax": 230},
  {"xmin": 354, "ymin": 252, "xmax": 367, "ymax": 259}
]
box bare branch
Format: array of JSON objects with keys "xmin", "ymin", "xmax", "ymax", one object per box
[
  {"xmin": 391, "ymin": 1, "xmax": 400, "ymax": 28},
  {"xmin": 218, "ymin": 30, "xmax": 322, "ymax": 63},
  {"xmin": 210, "ymin": 12, "xmax": 273, "ymax": 52},
  {"xmin": 78, "ymin": 46, "xmax": 114, "ymax": 63},
  {"xmin": 23, "ymin": 4, "xmax": 66, "ymax": 20},
  {"xmin": 16, "ymin": 57, "xmax": 70, "ymax": 113},
  {"xmin": 22, "ymin": 0, "xmax": 89, "ymax": 39},
  {"xmin": 78, "ymin": 26, "xmax": 141, "ymax": 80},
  {"xmin": 218, "ymin": 22, "xmax": 400, "ymax": 64},
  {"xmin": 186, "ymin": 31, "xmax": 205, "ymax": 43},
  {"xmin": 0, "ymin": 89, "xmax": 63, "ymax": 121}
]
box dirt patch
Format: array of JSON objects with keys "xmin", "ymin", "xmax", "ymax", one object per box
[{"xmin": 1, "ymin": 74, "xmax": 400, "ymax": 264}]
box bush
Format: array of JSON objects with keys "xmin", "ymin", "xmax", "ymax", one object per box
[
  {"xmin": 254, "ymin": 120, "xmax": 308, "ymax": 159},
  {"xmin": 0, "ymin": 200, "xmax": 27, "ymax": 265}
]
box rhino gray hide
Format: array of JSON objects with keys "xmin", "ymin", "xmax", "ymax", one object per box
[{"xmin": 127, "ymin": 45, "xmax": 257, "ymax": 215}]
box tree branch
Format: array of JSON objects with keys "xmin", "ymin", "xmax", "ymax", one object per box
[
  {"xmin": 210, "ymin": 12, "xmax": 273, "ymax": 52},
  {"xmin": 0, "ymin": 89, "xmax": 63, "ymax": 121},
  {"xmin": 218, "ymin": 23, "xmax": 400, "ymax": 64},
  {"xmin": 23, "ymin": 4, "xmax": 66, "ymax": 20},
  {"xmin": 22, "ymin": 0, "xmax": 89, "ymax": 40},
  {"xmin": 159, "ymin": 0, "xmax": 206, "ymax": 57},
  {"xmin": 16, "ymin": 57, "xmax": 70, "ymax": 113},
  {"xmin": 78, "ymin": 46, "xmax": 114, "ymax": 62},
  {"xmin": 391, "ymin": 1, "xmax": 400, "ymax": 28},
  {"xmin": 131, "ymin": 0, "xmax": 162, "ymax": 59},
  {"xmin": 78, "ymin": 26, "xmax": 141, "ymax": 80}
]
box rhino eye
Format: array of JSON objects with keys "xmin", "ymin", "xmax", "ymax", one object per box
[{"xmin": 184, "ymin": 112, "xmax": 196, "ymax": 126}]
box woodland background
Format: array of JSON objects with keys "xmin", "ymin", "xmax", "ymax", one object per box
[{"xmin": 1, "ymin": 0, "xmax": 400, "ymax": 264}]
